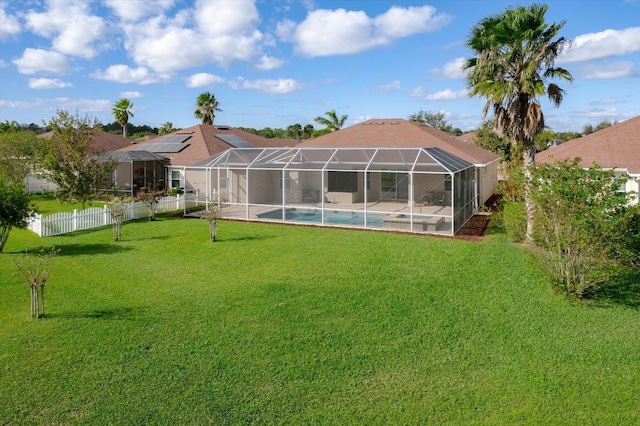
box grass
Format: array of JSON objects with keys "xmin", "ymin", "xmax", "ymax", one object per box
[{"xmin": 1, "ymin": 209, "xmax": 639, "ymax": 424}]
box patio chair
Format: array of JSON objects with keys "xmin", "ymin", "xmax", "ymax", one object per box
[{"xmin": 436, "ymin": 191, "xmax": 445, "ymax": 205}]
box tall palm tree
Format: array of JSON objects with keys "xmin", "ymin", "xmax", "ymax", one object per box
[
  {"xmin": 464, "ymin": 3, "xmax": 572, "ymax": 242},
  {"xmin": 194, "ymin": 92, "xmax": 222, "ymax": 125},
  {"xmin": 314, "ymin": 110, "xmax": 347, "ymax": 132},
  {"xmin": 112, "ymin": 98, "xmax": 134, "ymax": 139}
]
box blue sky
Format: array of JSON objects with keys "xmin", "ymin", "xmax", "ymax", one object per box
[{"xmin": 1, "ymin": 0, "xmax": 639, "ymax": 133}]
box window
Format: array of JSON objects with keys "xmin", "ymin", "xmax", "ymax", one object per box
[
  {"xmin": 171, "ymin": 170, "xmax": 181, "ymax": 188},
  {"xmin": 279, "ymin": 171, "xmax": 290, "ymax": 189},
  {"xmin": 328, "ymin": 171, "xmax": 358, "ymax": 192},
  {"xmin": 445, "ymin": 175, "xmax": 452, "ymax": 191}
]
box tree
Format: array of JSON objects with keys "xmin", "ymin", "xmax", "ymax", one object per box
[
  {"xmin": 303, "ymin": 124, "xmax": 314, "ymax": 139},
  {"xmin": 0, "ymin": 179, "xmax": 34, "ymax": 253},
  {"xmin": 0, "ymin": 120, "xmax": 22, "ymax": 133},
  {"xmin": 158, "ymin": 122, "xmax": 177, "ymax": 135},
  {"xmin": 41, "ymin": 110, "xmax": 117, "ymax": 210},
  {"xmin": 530, "ymin": 159, "xmax": 635, "ymax": 297},
  {"xmin": 112, "ymin": 98, "xmax": 134, "ymax": 139},
  {"xmin": 0, "ymin": 130, "xmax": 39, "ymax": 184},
  {"xmin": 474, "ymin": 119, "xmax": 512, "ymax": 159},
  {"xmin": 287, "ymin": 124, "xmax": 303, "ymax": 141},
  {"xmin": 14, "ymin": 248, "xmax": 58, "ymax": 318},
  {"xmin": 194, "ymin": 92, "xmax": 222, "ymax": 125},
  {"xmin": 582, "ymin": 120, "xmax": 615, "ymax": 135},
  {"xmin": 464, "ymin": 3, "xmax": 573, "ymax": 243},
  {"xmin": 408, "ymin": 110, "xmax": 462, "ymax": 135},
  {"xmin": 314, "ymin": 110, "xmax": 347, "ymax": 132}
]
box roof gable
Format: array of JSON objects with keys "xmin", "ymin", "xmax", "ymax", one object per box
[
  {"xmin": 298, "ymin": 119, "xmax": 499, "ymax": 166},
  {"xmin": 119, "ymin": 124, "xmax": 297, "ymax": 166},
  {"xmin": 536, "ymin": 115, "xmax": 640, "ymax": 175}
]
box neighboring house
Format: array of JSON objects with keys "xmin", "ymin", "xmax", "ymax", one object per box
[
  {"xmin": 186, "ymin": 119, "xmax": 500, "ymax": 236},
  {"xmin": 536, "ymin": 115, "xmax": 640, "ymax": 205},
  {"xmin": 118, "ymin": 124, "xmax": 296, "ymax": 194},
  {"xmin": 29, "ymin": 131, "xmax": 136, "ymax": 194},
  {"xmin": 457, "ymin": 131, "xmax": 477, "ymax": 145}
]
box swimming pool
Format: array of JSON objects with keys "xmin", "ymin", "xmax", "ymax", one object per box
[{"xmin": 257, "ymin": 208, "xmax": 387, "ymax": 227}]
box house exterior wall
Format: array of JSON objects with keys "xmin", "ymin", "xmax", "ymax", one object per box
[{"xmin": 479, "ymin": 160, "xmax": 499, "ymax": 206}]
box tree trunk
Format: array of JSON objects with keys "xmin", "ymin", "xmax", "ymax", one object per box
[
  {"xmin": 522, "ymin": 142, "xmax": 537, "ymax": 244},
  {"xmin": 39, "ymin": 286, "xmax": 45, "ymax": 318}
]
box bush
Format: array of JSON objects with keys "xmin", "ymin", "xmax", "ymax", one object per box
[
  {"xmin": 530, "ymin": 159, "xmax": 633, "ymax": 297},
  {"xmin": 502, "ymin": 201, "xmax": 526, "ymax": 242}
]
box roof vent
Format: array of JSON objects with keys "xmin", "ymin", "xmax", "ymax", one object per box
[
  {"xmin": 376, "ymin": 121, "xmax": 385, "ymax": 125},
  {"xmin": 363, "ymin": 122, "xmax": 372, "ymax": 125},
  {"xmin": 390, "ymin": 121, "xmax": 399, "ymax": 124},
  {"xmin": 216, "ymin": 126, "xmax": 230, "ymax": 130}
]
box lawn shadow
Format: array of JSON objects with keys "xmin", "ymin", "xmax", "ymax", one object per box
[
  {"xmin": 15, "ymin": 243, "xmax": 135, "ymax": 256},
  {"xmin": 46, "ymin": 306, "xmax": 148, "ymax": 320},
  {"xmin": 590, "ymin": 268, "xmax": 640, "ymax": 309},
  {"xmin": 217, "ymin": 234, "xmax": 275, "ymax": 243}
]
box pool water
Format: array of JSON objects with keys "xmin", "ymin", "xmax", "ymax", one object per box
[{"xmin": 257, "ymin": 208, "xmax": 386, "ymax": 227}]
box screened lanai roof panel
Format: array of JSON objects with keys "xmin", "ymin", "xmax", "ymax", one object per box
[
  {"xmin": 424, "ymin": 147, "xmax": 473, "ymax": 172},
  {"xmin": 285, "ymin": 148, "xmax": 335, "ymax": 170},
  {"xmin": 368, "ymin": 148, "xmax": 420, "ymax": 171},
  {"xmin": 250, "ymin": 148, "xmax": 300, "ymax": 168},
  {"xmin": 411, "ymin": 149, "xmax": 448, "ymax": 173},
  {"xmin": 326, "ymin": 148, "xmax": 376, "ymax": 170}
]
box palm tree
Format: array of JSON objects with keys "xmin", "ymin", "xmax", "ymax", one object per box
[
  {"xmin": 158, "ymin": 122, "xmax": 176, "ymax": 135},
  {"xmin": 194, "ymin": 92, "xmax": 222, "ymax": 125},
  {"xmin": 464, "ymin": 3, "xmax": 572, "ymax": 242},
  {"xmin": 112, "ymin": 98, "xmax": 134, "ymax": 139},
  {"xmin": 314, "ymin": 110, "xmax": 347, "ymax": 132}
]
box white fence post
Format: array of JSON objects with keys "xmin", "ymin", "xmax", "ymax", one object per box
[{"xmin": 72, "ymin": 209, "xmax": 78, "ymax": 232}]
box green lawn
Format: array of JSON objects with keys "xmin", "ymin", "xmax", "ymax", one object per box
[{"xmin": 1, "ymin": 213, "xmax": 639, "ymax": 424}]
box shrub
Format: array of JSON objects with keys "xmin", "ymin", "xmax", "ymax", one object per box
[
  {"xmin": 502, "ymin": 201, "xmax": 526, "ymax": 242},
  {"xmin": 530, "ymin": 159, "xmax": 633, "ymax": 297}
]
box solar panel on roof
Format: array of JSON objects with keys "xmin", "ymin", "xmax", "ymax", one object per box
[
  {"xmin": 154, "ymin": 135, "xmax": 191, "ymax": 144},
  {"xmin": 215, "ymin": 134, "xmax": 256, "ymax": 148},
  {"xmin": 132, "ymin": 143, "xmax": 189, "ymax": 153}
]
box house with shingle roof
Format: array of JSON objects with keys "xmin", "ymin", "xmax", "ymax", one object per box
[
  {"xmin": 536, "ymin": 115, "xmax": 640, "ymax": 205},
  {"xmin": 184, "ymin": 119, "xmax": 501, "ymax": 236},
  {"xmin": 118, "ymin": 124, "xmax": 297, "ymax": 193}
]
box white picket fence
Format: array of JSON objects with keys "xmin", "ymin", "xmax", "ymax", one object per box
[{"xmin": 27, "ymin": 195, "xmax": 199, "ymax": 237}]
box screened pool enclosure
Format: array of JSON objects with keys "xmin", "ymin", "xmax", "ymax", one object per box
[{"xmin": 188, "ymin": 147, "xmax": 477, "ymax": 235}]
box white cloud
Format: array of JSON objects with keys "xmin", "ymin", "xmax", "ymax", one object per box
[
  {"xmin": 122, "ymin": 1, "xmax": 264, "ymax": 73},
  {"xmin": 425, "ymin": 89, "xmax": 467, "ymax": 101},
  {"xmin": 583, "ymin": 61, "xmax": 637, "ymax": 79},
  {"xmin": 28, "ymin": 78, "xmax": 72, "ymax": 89},
  {"xmin": 430, "ymin": 57, "xmax": 467, "ymax": 80},
  {"xmin": 91, "ymin": 65, "xmax": 162, "ymax": 84},
  {"xmin": 13, "ymin": 48, "xmax": 72, "ymax": 75},
  {"xmin": 185, "ymin": 73, "xmax": 226, "ymax": 88},
  {"xmin": 559, "ymin": 27, "xmax": 640, "ymax": 63},
  {"xmin": 104, "ymin": 0, "xmax": 175, "ymax": 22},
  {"xmin": 378, "ymin": 80, "xmax": 401, "ymax": 93},
  {"xmin": 228, "ymin": 77, "xmax": 303, "ymax": 95},
  {"xmin": 408, "ymin": 86, "xmax": 467, "ymax": 101},
  {"xmin": 287, "ymin": 5, "xmax": 449, "ymax": 57},
  {"xmin": 119, "ymin": 91, "xmax": 144, "ymax": 99},
  {"xmin": 24, "ymin": 1, "xmax": 107, "ymax": 59},
  {"xmin": 254, "ymin": 55, "xmax": 285, "ymax": 71},
  {"xmin": 0, "ymin": 59, "xmax": 7, "ymax": 68},
  {"xmin": 0, "ymin": 5, "xmax": 20, "ymax": 39},
  {"xmin": 373, "ymin": 5, "xmax": 450, "ymax": 39},
  {"xmin": 589, "ymin": 97, "xmax": 620, "ymax": 105},
  {"xmin": 53, "ymin": 97, "xmax": 113, "ymax": 112}
]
